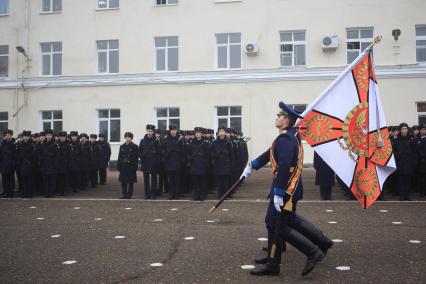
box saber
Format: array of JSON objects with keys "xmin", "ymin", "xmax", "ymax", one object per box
[{"xmin": 209, "ymin": 177, "xmax": 245, "ymax": 214}]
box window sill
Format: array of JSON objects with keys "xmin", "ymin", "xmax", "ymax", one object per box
[
  {"xmin": 0, "ymin": 14, "xmax": 9, "ymax": 17},
  {"xmin": 214, "ymin": 0, "xmax": 242, "ymax": 3},
  {"xmin": 39, "ymin": 74, "xmax": 63, "ymax": 78},
  {"xmin": 39, "ymin": 11, "xmax": 62, "ymax": 15},
  {"xmin": 153, "ymin": 4, "xmax": 178, "ymax": 7},
  {"xmin": 95, "ymin": 72, "xmax": 120, "ymax": 76},
  {"xmin": 216, "ymin": 67, "xmax": 242, "ymax": 71},
  {"xmin": 95, "ymin": 7, "xmax": 120, "ymax": 11}
]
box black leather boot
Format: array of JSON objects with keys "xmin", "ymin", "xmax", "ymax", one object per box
[
  {"xmin": 285, "ymin": 227, "xmax": 324, "ymax": 276},
  {"xmin": 250, "ymin": 239, "xmax": 281, "ymax": 276},
  {"xmin": 292, "ymin": 215, "xmax": 333, "ymax": 255},
  {"xmin": 255, "ymin": 238, "xmax": 285, "ymax": 264}
]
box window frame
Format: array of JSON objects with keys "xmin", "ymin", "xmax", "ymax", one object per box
[
  {"xmin": 417, "ymin": 102, "xmax": 426, "ymax": 125},
  {"xmin": 416, "ymin": 25, "xmax": 426, "ymax": 63},
  {"xmin": 96, "ymin": 40, "xmax": 119, "ymax": 74},
  {"xmin": 41, "ymin": 0, "xmax": 62, "ymax": 14},
  {"xmin": 0, "ymin": 111, "xmax": 8, "ymax": 136},
  {"xmin": 97, "ymin": 109, "xmax": 121, "ymax": 143},
  {"xmin": 154, "ymin": 36, "xmax": 179, "ymax": 72},
  {"xmin": 215, "ymin": 33, "xmax": 242, "ymax": 70},
  {"xmin": 0, "ymin": 0, "xmax": 9, "ymax": 16},
  {"xmin": 39, "ymin": 110, "xmax": 63, "ymax": 132},
  {"xmin": 346, "ymin": 27, "xmax": 374, "ymax": 64},
  {"xmin": 214, "ymin": 106, "xmax": 243, "ymax": 132},
  {"xmin": 0, "ymin": 45, "xmax": 9, "ymax": 77},
  {"xmin": 40, "ymin": 42, "xmax": 62, "ymax": 77},
  {"xmin": 96, "ymin": 0, "xmax": 120, "ymax": 10},
  {"xmin": 154, "ymin": 107, "xmax": 180, "ymax": 130},
  {"xmin": 279, "ymin": 30, "xmax": 307, "ymax": 67},
  {"xmin": 154, "ymin": 0, "xmax": 178, "ymax": 6}
]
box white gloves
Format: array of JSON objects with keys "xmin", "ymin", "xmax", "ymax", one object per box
[
  {"xmin": 240, "ymin": 163, "xmax": 252, "ymax": 179},
  {"xmin": 274, "ymin": 195, "xmax": 284, "ymax": 212}
]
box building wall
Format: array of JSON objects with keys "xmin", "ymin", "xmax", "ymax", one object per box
[{"xmin": 1, "ymin": 0, "xmax": 426, "ymax": 163}]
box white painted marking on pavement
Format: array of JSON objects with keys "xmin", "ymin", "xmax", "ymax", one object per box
[
  {"xmin": 63, "ymin": 260, "xmax": 77, "ymax": 265},
  {"xmin": 328, "ymin": 221, "xmax": 337, "ymax": 224},
  {"xmin": 170, "ymin": 208, "xmax": 178, "ymax": 211},
  {"xmin": 29, "ymin": 206, "xmax": 36, "ymax": 209},
  {"xmin": 36, "ymin": 218, "xmax": 45, "ymax": 220},
  {"xmin": 409, "ymin": 240, "xmax": 421, "ymax": 244},
  {"xmin": 94, "ymin": 218, "xmax": 103, "ymax": 221},
  {"xmin": 114, "ymin": 236, "xmax": 126, "ymax": 239},
  {"xmin": 73, "ymin": 207, "xmax": 80, "ymax": 210},
  {"xmin": 154, "ymin": 219, "xmax": 163, "ymax": 222},
  {"xmin": 184, "ymin": 237, "xmax": 195, "ymax": 240},
  {"xmin": 392, "ymin": 221, "xmax": 402, "ymax": 225},
  {"xmin": 379, "ymin": 210, "xmax": 388, "ymax": 213},
  {"xmin": 206, "ymin": 220, "xmax": 215, "ymax": 223},
  {"xmin": 241, "ymin": 265, "xmax": 255, "ymax": 270},
  {"xmin": 332, "ymin": 239, "xmax": 343, "ymax": 243},
  {"xmin": 150, "ymin": 262, "xmax": 163, "ymax": 267},
  {"xmin": 51, "ymin": 235, "xmax": 61, "ymax": 238},
  {"xmin": 222, "ymin": 208, "xmax": 229, "ymax": 211},
  {"xmin": 325, "ymin": 209, "xmax": 334, "ymax": 212},
  {"xmin": 257, "ymin": 238, "xmax": 268, "ymax": 242},
  {"xmin": 124, "ymin": 207, "xmax": 132, "ymax": 210},
  {"xmin": 336, "ymin": 266, "xmax": 350, "ymax": 271}
]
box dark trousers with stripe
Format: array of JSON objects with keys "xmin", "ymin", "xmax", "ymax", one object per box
[{"xmin": 143, "ymin": 173, "xmax": 157, "ymax": 198}]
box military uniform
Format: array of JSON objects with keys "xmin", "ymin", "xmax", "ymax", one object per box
[
  {"xmin": 187, "ymin": 128, "xmax": 210, "ymax": 201},
  {"xmin": 16, "ymin": 131, "xmax": 37, "ymax": 198},
  {"xmin": 211, "ymin": 130, "xmax": 233, "ymax": 199},
  {"xmin": 415, "ymin": 124, "xmax": 426, "ymax": 195},
  {"xmin": 88, "ymin": 134, "xmax": 100, "ymax": 188},
  {"xmin": 162, "ymin": 125, "xmax": 184, "ymax": 199},
  {"xmin": 38, "ymin": 130, "xmax": 58, "ymax": 198},
  {"xmin": 56, "ymin": 131, "xmax": 70, "ymax": 196},
  {"xmin": 79, "ymin": 134, "xmax": 90, "ymax": 189},
  {"xmin": 313, "ymin": 152, "xmax": 335, "ymax": 200},
  {"xmin": 117, "ymin": 132, "xmax": 139, "ymax": 199},
  {"xmin": 97, "ymin": 134, "xmax": 111, "ymax": 185},
  {"xmin": 68, "ymin": 132, "xmax": 83, "ymax": 192},
  {"xmin": 0, "ymin": 130, "xmax": 16, "ymax": 198},
  {"xmin": 139, "ymin": 125, "xmax": 160, "ymax": 199},
  {"xmin": 249, "ymin": 102, "xmax": 332, "ymax": 277}
]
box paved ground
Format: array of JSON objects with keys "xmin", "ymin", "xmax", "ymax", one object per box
[{"xmin": 0, "ymin": 169, "xmax": 425, "ymax": 283}]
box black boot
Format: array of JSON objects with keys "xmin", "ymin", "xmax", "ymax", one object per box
[
  {"xmin": 285, "ymin": 227, "xmax": 324, "ymax": 276},
  {"xmin": 292, "ymin": 216, "xmax": 333, "ymax": 255},
  {"xmin": 255, "ymin": 238, "xmax": 285, "ymax": 264},
  {"xmin": 250, "ymin": 238, "xmax": 281, "ymax": 276}
]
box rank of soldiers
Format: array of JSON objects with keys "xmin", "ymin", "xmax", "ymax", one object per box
[{"xmin": 0, "ymin": 125, "xmax": 250, "ymax": 200}]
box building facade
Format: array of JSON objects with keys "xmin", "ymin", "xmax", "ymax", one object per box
[{"xmin": 1, "ymin": 0, "xmax": 426, "ymax": 162}]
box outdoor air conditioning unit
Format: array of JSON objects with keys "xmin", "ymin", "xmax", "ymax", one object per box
[
  {"xmin": 321, "ymin": 35, "xmax": 339, "ymax": 50},
  {"xmin": 245, "ymin": 43, "xmax": 259, "ymax": 56}
]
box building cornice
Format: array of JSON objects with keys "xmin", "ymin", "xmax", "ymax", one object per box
[{"xmin": 1, "ymin": 64, "xmax": 426, "ymax": 89}]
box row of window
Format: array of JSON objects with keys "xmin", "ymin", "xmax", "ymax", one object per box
[
  {"xmin": 1, "ymin": 26, "xmax": 426, "ymax": 77},
  {"xmin": 0, "ymin": 0, "xmax": 177, "ymax": 15},
  {"xmin": 1, "ymin": 103, "xmax": 425, "ymax": 142}
]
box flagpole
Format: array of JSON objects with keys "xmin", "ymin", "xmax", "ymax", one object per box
[{"xmin": 366, "ymin": 36, "xmax": 383, "ymax": 50}]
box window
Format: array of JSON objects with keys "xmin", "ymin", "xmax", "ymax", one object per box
[
  {"xmin": 0, "ymin": 0, "xmax": 9, "ymax": 15},
  {"xmin": 417, "ymin": 102, "xmax": 426, "ymax": 125},
  {"xmin": 97, "ymin": 40, "xmax": 119, "ymax": 74},
  {"xmin": 97, "ymin": 0, "xmax": 119, "ymax": 9},
  {"xmin": 0, "ymin": 45, "xmax": 8, "ymax": 77},
  {"xmin": 42, "ymin": 0, "xmax": 62, "ymax": 12},
  {"xmin": 279, "ymin": 31, "xmax": 306, "ymax": 67},
  {"xmin": 216, "ymin": 106, "xmax": 242, "ymax": 131},
  {"xmin": 416, "ymin": 26, "xmax": 426, "ymax": 63},
  {"xmin": 98, "ymin": 109, "xmax": 120, "ymax": 142},
  {"xmin": 155, "ymin": 36, "xmax": 178, "ymax": 71},
  {"xmin": 41, "ymin": 111, "xmax": 63, "ymax": 132},
  {"xmin": 0, "ymin": 112, "xmax": 8, "ymax": 135},
  {"xmin": 346, "ymin": 28, "xmax": 373, "ymax": 64},
  {"xmin": 155, "ymin": 107, "xmax": 180, "ymax": 130},
  {"xmin": 41, "ymin": 42, "xmax": 62, "ymax": 76},
  {"xmin": 155, "ymin": 0, "xmax": 177, "ymax": 5},
  {"xmin": 216, "ymin": 33, "xmax": 241, "ymax": 69}
]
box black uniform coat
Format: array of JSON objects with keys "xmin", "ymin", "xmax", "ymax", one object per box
[
  {"xmin": 88, "ymin": 142, "xmax": 100, "ymax": 171},
  {"xmin": 17, "ymin": 140, "xmax": 37, "ymax": 176},
  {"xmin": 38, "ymin": 140, "xmax": 59, "ymax": 175},
  {"xmin": 117, "ymin": 142, "xmax": 139, "ymax": 183},
  {"xmin": 0, "ymin": 139, "xmax": 16, "ymax": 174},
  {"xmin": 68, "ymin": 141, "xmax": 82, "ymax": 172},
  {"xmin": 393, "ymin": 134, "xmax": 415, "ymax": 175},
  {"xmin": 139, "ymin": 135, "xmax": 160, "ymax": 174},
  {"xmin": 98, "ymin": 141, "xmax": 111, "ymax": 169},
  {"xmin": 57, "ymin": 141, "xmax": 70, "ymax": 174},
  {"xmin": 187, "ymin": 139, "xmax": 210, "ymax": 175},
  {"xmin": 211, "ymin": 137, "xmax": 233, "ymax": 176},
  {"xmin": 313, "ymin": 152, "xmax": 335, "ymax": 187},
  {"xmin": 162, "ymin": 136, "xmax": 184, "ymax": 172}
]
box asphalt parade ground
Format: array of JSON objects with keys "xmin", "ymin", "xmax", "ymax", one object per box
[{"xmin": 0, "ymin": 169, "xmax": 425, "ymax": 283}]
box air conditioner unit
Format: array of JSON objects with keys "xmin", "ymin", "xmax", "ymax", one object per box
[
  {"xmin": 245, "ymin": 43, "xmax": 259, "ymax": 56},
  {"xmin": 321, "ymin": 35, "xmax": 339, "ymax": 50}
]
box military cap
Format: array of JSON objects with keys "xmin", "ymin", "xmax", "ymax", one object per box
[
  {"xmin": 278, "ymin": 101, "xmax": 304, "ymax": 120},
  {"xmin": 412, "ymin": 125, "xmax": 419, "ymax": 131},
  {"xmin": 124, "ymin": 132, "xmax": 133, "ymax": 139},
  {"xmin": 39, "ymin": 131, "xmax": 46, "ymax": 136},
  {"xmin": 399, "ymin": 122, "xmax": 409, "ymax": 129},
  {"xmin": 34, "ymin": 133, "xmax": 40, "ymax": 138},
  {"xmin": 217, "ymin": 126, "xmax": 226, "ymax": 132},
  {"xmin": 98, "ymin": 133, "xmax": 105, "ymax": 138},
  {"xmin": 22, "ymin": 130, "xmax": 31, "ymax": 137},
  {"xmin": 154, "ymin": 129, "xmax": 161, "ymax": 134},
  {"xmin": 90, "ymin": 134, "xmax": 97, "ymax": 139},
  {"xmin": 146, "ymin": 124, "xmax": 155, "ymax": 131},
  {"xmin": 45, "ymin": 129, "xmax": 54, "ymax": 135},
  {"xmin": 3, "ymin": 129, "xmax": 13, "ymax": 136},
  {"xmin": 169, "ymin": 124, "xmax": 177, "ymax": 131},
  {"xmin": 419, "ymin": 124, "xmax": 426, "ymax": 130},
  {"xmin": 59, "ymin": 131, "xmax": 67, "ymax": 137},
  {"xmin": 194, "ymin": 127, "xmax": 203, "ymax": 133},
  {"xmin": 70, "ymin": 131, "xmax": 78, "ymax": 136}
]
